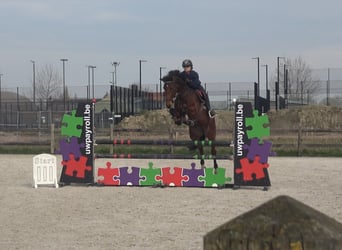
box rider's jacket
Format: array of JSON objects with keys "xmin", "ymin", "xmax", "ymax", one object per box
[{"xmin": 179, "ymin": 70, "xmax": 201, "ymax": 90}]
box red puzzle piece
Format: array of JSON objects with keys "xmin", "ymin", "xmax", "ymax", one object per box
[
  {"xmin": 97, "ymin": 162, "xmax": 120, "ymax": 185},
  {"xmin": 236, "ymin": 156, "xmax": 269, "ymax": 181},
  {"xmin": 61, "ymin": 154, "xmax": 92, "ymax": 178},
  {"xmin": 156, "ymin": 167, "xmax": 189, "ymax": 187}
]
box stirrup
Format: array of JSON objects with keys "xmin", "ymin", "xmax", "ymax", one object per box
[{"xmin": 208, "ymin": 110, "xmax": 216, "ymax": 118}]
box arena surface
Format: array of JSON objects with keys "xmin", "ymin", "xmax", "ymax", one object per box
[{"xmin": 0, "ymin": 155, "xmax": 341, "ymax": 250}]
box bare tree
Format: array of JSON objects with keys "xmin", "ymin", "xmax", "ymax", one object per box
[
  {"xmin": 284, "ymin": 56, "xmax": 320, "ymax": 103},
  {"xmin": 36, "ymin": 64, "xmax": 62, "ymax": 101},
  {"xmin": 270, "ymin": 56, "xmax": 320, "ymax": 104}
]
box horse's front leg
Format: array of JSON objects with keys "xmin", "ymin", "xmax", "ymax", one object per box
[{"xmin": 211, "ymin": 144, "xmax": 218, "ymax": 174}]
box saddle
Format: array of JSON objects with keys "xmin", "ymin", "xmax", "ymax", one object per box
[
  {"xmin": 195, "ymin": 89, "xmax": 206, "ymax": 103},
  {"xmin": 175, "ymin": 89, "xmax": 205, "ymax": 110}
]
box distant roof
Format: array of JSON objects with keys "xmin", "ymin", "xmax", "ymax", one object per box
[{"xmin": 94, "ymin": 93, "xmax": 110, "ymax": 114}]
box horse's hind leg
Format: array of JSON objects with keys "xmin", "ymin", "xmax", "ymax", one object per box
[{"xmin": 211, "ymin": 145, "xmax": 218, "ymax": 174}]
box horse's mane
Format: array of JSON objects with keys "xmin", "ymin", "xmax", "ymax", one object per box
[{"xmin": 161, "ymin": 70, "xmax": 182, "ymax": 83}]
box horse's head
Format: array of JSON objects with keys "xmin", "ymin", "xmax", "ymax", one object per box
[
  {"xmin": 161, "ymin": 70, "xmax": 183, "ymax": 108},
  {"xmin": 163, "ymin": 81, "xmax": 179, "ymax": 108}
]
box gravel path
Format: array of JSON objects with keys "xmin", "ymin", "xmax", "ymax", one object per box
[{"xmin": 0, "ymin": 155, "xmax": 341, "ymax": 250}]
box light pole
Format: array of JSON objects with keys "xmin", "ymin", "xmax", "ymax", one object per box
[
  {"xmin": 30, "ymin": 60, "xmax": 36, "ymax": 104},
  {"xmin": 252, "ymin": 57, "xmax": 260, "ymax": 96},
  {"xmin": 86, "ymin": 65, "xmax": 91, "ymax": 100},
  {"xmin": 262, "ymin": 64, "xmax": 270, "ymax": 109},
  {"xmin": 110, "ymin": 72, "xmax": 115, "ymax": 87},
  {"xmin": 60, "ymin": 59, "xmax": 68, "ymax": 110},
  {"xmin": 111, "ymin": 62, "xmax": 120, "ymax": 87},
  {"xmin": 276, "ymin": 57, "xmax": 285, "ymax": 110},
  {"xmin": 327, "ymin": 68, "xmax": 330, "ymax": 106},
  {"xmin": 89, "ymin": 66, "xmax": 96, "ymax": 100},
  {"xmin": 139, "ymin": 59, "xmax": 147, "ymax": 96},
  {"xmin": 277, "ymin": 57, "xmax": 285, "ymax": 90},
  {"xmin": 262, "ymin": 64, "xmax": 268, "ymax": 90},
  {"xmin": 159, "ymin": 66, "xmax": 166, "ymax": 108}
]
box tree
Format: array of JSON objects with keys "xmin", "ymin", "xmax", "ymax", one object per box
[
  {"xmin": 35, "ymin": 64, "xmax": 62, "ymax": 101},
  {"xmin": 283, "ymin": 56, "xmax": 320, "ymax": 103}
]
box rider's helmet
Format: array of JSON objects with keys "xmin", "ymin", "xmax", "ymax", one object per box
[{"xmin": 182, "ymin": 59, "xmax": 193, "ymax": 68}]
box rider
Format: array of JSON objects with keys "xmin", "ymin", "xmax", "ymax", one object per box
[{"xmin": 179, "ymin": 59, "xmax": 216, "ymax": 118}]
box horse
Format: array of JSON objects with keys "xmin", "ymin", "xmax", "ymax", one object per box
[{"xmin": 161, "ymin": 70, "xmax": 218, "ymax": 172}]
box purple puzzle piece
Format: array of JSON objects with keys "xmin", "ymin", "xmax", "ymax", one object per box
[
  {"xmin": 57, "ymin": 137, "xmax": 85, "ymax": 161},
  {"xmin": 115, "ymin": 167, "xmax": 142, "ymax": 186},
  {"xmin": 243, "ymin": 138, "xmax": 272, "ymax": 163},
  {"xmin": 182, "ymin": 162, "xmax": 205, "ymax": 187}
]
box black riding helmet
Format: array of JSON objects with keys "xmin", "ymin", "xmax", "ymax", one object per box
[{"xmin": 182, "ymin": 59, "xmax": 193, "ymax": 68}]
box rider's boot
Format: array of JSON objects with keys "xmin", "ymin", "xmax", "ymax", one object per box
[{"xmin": 204, "ymin": 94, "xmax": 216, "ymax": 118}]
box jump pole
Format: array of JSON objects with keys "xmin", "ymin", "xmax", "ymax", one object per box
[
  {"xmin": 96, "ymin": 138, "xmax": 232, "ymax": 147},
  {"xmin": 95, "ymin": 153, "xmax": 232, "ymax": 160}
]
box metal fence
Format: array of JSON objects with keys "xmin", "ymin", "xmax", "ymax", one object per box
[
  {"xmin": 0, "ymin": 88, "xmax": 162, "ymax": 129},
  {"xmin": 1, "ymin": 68, "xmax": 342, "ymax": 129}
]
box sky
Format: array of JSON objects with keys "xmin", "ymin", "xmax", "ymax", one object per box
[{"xmin": 0, "ymin": 0, "xmax": 342, "ymax": 96}]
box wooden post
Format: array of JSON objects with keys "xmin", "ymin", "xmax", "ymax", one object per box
[
  {"xmin": 297, "ymin": 112, "xmax": 302, "ymax": 156},
  {"xmin": 297, "ymin": 124, "xmax": 302, "ymax": 156}
]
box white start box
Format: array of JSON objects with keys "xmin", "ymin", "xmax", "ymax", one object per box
[{"xmin": 33, "ymin": 154, "xmax": 59, "ymax": 188}]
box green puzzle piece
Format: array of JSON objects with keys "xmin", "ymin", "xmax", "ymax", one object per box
[
  {"xmin": 61, "ymin": 110, "xmax": 84, "ymax": 138},
  {"xmin": 139, "ymin": 162, "xmax": 161, "ymax": 186},
  {"xmin": 199, "ymin": 168, "xmax": 232, "ymax": 187},
  {"xmin": 245, "ymin": 110, "xmax": 270, "ymax": 141}
]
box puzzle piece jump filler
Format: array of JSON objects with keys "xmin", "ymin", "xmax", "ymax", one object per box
[
  {"xmin": 234, "ymin": 102, "xmax": 272, "ymax": 187},
  {"xmin": 57, "ymin": 101, "xmax": 272, "ymax": 188}
]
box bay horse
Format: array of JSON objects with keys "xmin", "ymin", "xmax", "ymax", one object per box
[{"xmin": 161, "ymin": 70, "xmax": 218, "ymax": 172}]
